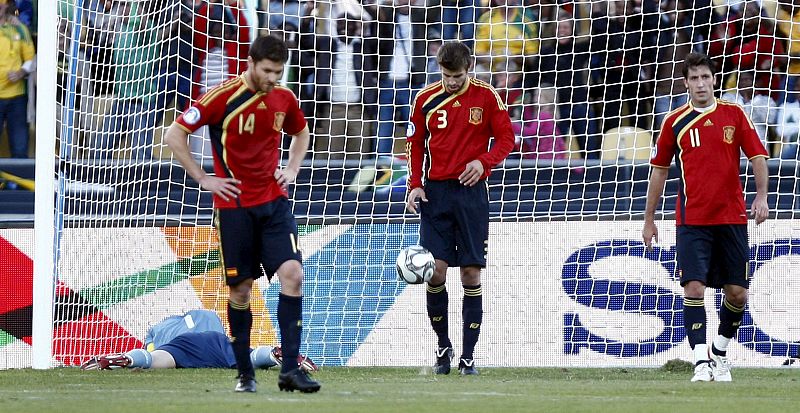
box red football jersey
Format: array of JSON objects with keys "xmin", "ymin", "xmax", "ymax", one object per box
[
  {"xmin": 651, "ymin": 99, "xmax": 768, "ymax": 225},
  {"xmin": 175, "ymin": 75, "xmax": 307, "ymax": 208},
  {"xmin": 406, "ymin": 78, "xmax": 515, "ymax": 189}
]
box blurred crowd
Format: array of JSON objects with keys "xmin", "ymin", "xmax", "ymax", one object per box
[{"xmin": 3, "ymin": 0, "xmax": 800, "ymax": 162}]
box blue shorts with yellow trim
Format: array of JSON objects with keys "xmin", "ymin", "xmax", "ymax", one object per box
[
  {"xmin": 419, "ymin": 179, "xmax": 489, "ymax": 268},
  {"xmin": 676, "ymin": 224, "xmax": 749, "ymax": 289},
  {"xmin": 216, "ymin": 197, "xmax": 302, "ymax": 286}
]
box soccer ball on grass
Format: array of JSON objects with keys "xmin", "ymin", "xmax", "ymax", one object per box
[{"xmin": 396, "ymin": 245, "xmax": 435, "ymax": 284}]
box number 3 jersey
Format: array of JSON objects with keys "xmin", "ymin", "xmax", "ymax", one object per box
[
  {"xmin": 651, "ymin": 99, "xmax": 768, "ymax": 225},
  {"xmin": 175, "ymin": 75, "xmax": 307, "ymax": 208},
  {"xmin": 406, "ymin": 78, "xmax": 515, "ymax": 189}
]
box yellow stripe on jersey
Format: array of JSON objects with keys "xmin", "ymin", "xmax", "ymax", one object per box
[
  {"xmin": 198, "ymin": 76, "xmax": 242, "ymax": 106},
  {"xmin": 668, "ymin": 104, "xmax": 694, "ymax": 128},
  {"xmin": 422, "ymin": 82, "xmax": 471, "ymax": 125},
  {"xmin": 469, "ymin": 78, "xmax": 506, "ymax": 110},
  {"xmin": 226, "ymin": 84, "xmax": 251, "ymax": 105},
  {"xmin": 220, "ymin": 93, "xmax": 263, "ymax": 177},
  {"xmin": 421, "ymin": 87, "xmax": 450, "ymax": 116}
]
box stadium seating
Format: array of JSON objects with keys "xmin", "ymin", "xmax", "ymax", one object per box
[{"xmin": 600, "ymin": 127, "xmax": 653, "ymax": 161}]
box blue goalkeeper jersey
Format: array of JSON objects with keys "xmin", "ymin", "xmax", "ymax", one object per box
[{"xmin": 144, "ymin": 310, "xmax": 226, "ymax": 351}]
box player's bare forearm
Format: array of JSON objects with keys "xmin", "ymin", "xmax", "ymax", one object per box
[
  {"xmin": 751, "ymin": 156, "xmax": 769, "ymax": 224},
  {"xmin": 642, "ymin": 167, "xmax": 668, "ymax": 250},
  {"xmin": 644, "ymin": 167, "xmax": 669, "ymax": 223},
  {"xmin": 164, "ymin": 124, "xmax": 206, "ymax": 183},
  {"xmin": 286, "ymin": 126, "xmax": 310, "ymax": 175},
  {"xmin": 164, "ymin": 123, "xmax": 240, "ymax": 201}
]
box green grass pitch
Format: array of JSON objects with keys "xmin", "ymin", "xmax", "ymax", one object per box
[{"xmin": 1, "ymin": 367, "xmax": 798, "ymax": 413}]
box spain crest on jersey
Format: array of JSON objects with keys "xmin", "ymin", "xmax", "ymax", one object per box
[
  {"xmin": 723, "ymin": 126, "xmax": 735, "ymax": 144},
  {"xmin": 469, "ymin": 107, "xmax": 483, "ymax": 125},
  {"xmin": 274, "ymin": 112, "xmax": 286, "ymax": 131}
]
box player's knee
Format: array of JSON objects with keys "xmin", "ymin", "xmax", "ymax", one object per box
[
  {"xmin": 682, "ymin": 280, "xmax": 705, "ymax": 298},
  {"xmin": 724, "ymin": 287, "xmax": 748, "ymax": 307},
  {"xmin": 430, "ymin": 260, "xmax": 448, "ymax": 281},
  {"xmin": 460, "ymin": 267, "xmax": 481, "ymax": 286},
  {"xmin": 277, "ymin": 260, "xmax": 304, "ymax": 292},
  {"xmin": 229, "ymin": 280, "xmax": 253, "ymax": 304}
]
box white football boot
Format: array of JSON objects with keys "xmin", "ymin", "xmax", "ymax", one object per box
[
  {"xmin": 691, "ymin": 361, "xmax": 713, "ymax": 382},
  {"xmin": 709, "ymin": 352, "xmax": 732, "ymax": 382}
]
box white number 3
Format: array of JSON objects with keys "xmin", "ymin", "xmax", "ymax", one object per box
[{"xmin": 435, "ymin": 110, "xmax": 448, "ymax": 129}]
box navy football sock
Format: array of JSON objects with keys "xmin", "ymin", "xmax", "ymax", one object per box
[
  {"xmin": 461, "ymin": 285, "xmax": 483, "ymax": 360},
  {"xmin": 228, "ymin": 300, "xmax": 254, "ymax": 377},
  {"xmin": 278, "ymin": 293, "xmax": 303, "ymax": 373},
  {"xmin": 426, "ymin": 282, "xmax": 451, "ymax": 349}
]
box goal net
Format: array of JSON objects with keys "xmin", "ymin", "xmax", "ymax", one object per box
[{"xmin": 20, "ymin": 0, "xmax": 800, "ymax": 369}]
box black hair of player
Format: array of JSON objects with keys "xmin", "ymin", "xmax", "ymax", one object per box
[
  {"xmin": 436, "ymin": 42, "xmax": 472, "ymax": 72},
  {"xmin": 249, "ymin": 35, "xmax": 289, "ymax": 64},
  {"xmin": 682, "ymin": 53, "xmax": 716, "ymax": 78}
]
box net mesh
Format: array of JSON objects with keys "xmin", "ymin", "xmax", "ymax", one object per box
[{"xmin": 38, "ymin": 0, "xmax": 800, "ymax": 368}]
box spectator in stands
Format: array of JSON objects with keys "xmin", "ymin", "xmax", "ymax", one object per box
[
  {"xmin": 175, "ymin": 0, "xmax": 204, "ymax": 111},
  {"xmin": 721, "ymin": 70, "xmax": 778, "ymax": 148},
  {"xmin": 55, "ymin": 19, "xmax": 91, "ymax": 154},
  {"xmin": 712, "ymin": 1, "xmax": 786, "ymax": 102},
  {"xmin": 776, "ymin": 74, "xmax": 800, "ymax": 159},
  {"xmin": 589, "ymin": 0, "xmax": 658, "ymax": 134},
  {"xmin": 13, "ymin": 0, "xmax": 32, "ymax": 31},
  {"xmin": 368, "ymin": 0, "xmax": 429, "ymax": 156},
  {"xmin": 305, "ymin": 12, "xmax": 378, "ymax": 160},
  {"xmin": 474, "ymin": 0, "xmax": 539, "ymax": 73},
  {"xmin": 491, "ymin": 59, "xmax": 523, "ymax": 113},
  {"xmin": 0, "ymin": 0, "xmax": 35, "ymax": 158},
  {"xmin": 188, "ymin": 0, "xmax": 251, "ymax": 160},
  {"xmin": 438, "ymin": 0, "xmax": 478, "ymax": 45},
  {"xmin": 263, "ymin": 0, "xmax": 302, "ymax": 34},
  {"xmin": 772, "ymin": 0, "xmax": 800, "ymax": 102},
  {"xmin": 91, "ymin": 0, "xmax": 173, "ymax": 160},
  {"xmin": 652, "ymin": 0, "xmax": 690, "ymax": 133},
  {"xmin": 537, "ymin": 9, "xmax": 597, "ymax": 158},
  {"xmin": 512, "ymin": 86, "xmax": 567, "ymax": 160},
  {"xmin": 425, "ymin": 31, "xmax": 444, "ymax": 85}
]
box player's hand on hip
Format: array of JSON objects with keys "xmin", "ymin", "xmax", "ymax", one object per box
[
  {"xmin": 274, "ymin": 168, "xmax": 298, "ymax": 191},
  {"xmin": 199, "ymin": 175, "xmax": 241, "ymax": 202},
  {"xmin": 406, "ymin": 187, "xmax": 427, "ymax": 214},
  {"xmin": 642, "ymin": 221, "xmax": 659, "ymax": 252},
  {"xmin": 459, "ymin": 160, "xmax": 484, "ymax": 187},
  {"xmin": 751, "ymin": 195, "xmax": 769, "ymax": 225}
]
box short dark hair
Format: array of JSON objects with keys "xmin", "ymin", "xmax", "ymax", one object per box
[
  {"xmin": 682, "ymin": 53, "xmax": 716, "ymax": 78},
  {"xmin": 436, "ymin": 42, "xmax": 472, "ymax": 72},
  {"xmin": 249, "ymin": 35, "xmax": 289, "ymax": 64}
]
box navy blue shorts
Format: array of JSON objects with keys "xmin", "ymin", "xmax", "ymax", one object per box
[
  {"xmin": 676, "ymin": 224, "xmax": 749, "ymax": 289},
  {"xmin": 216, "ymin": 197, "xmax": 302, "ymax": 286},
  {"xmin": 419, "ymin": 179, "xmax": 489, "ymax": 268},
  {"xmin": 158, "ymin": 331, "xmax": 236, "ymax": 369}
]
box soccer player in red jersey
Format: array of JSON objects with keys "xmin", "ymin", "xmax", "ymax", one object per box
[
  {"xmin": 164, "ymin": 35, "xmax": 319, "ymax": 394},
  {"xmin": 642, "ymin": 53, "xmax": 769, "ymax": 382},
  {"xmin": 405, "ymin": 42, "xmax": 515, "ymax": 375}
]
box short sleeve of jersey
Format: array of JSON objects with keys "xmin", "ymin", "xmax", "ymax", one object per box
[
  {"xmin": 279, "ymin": 89, "xmax": 307, "ymax": 136},
  {"xmin": 736, "ymin": 105, "xmax": 769, "ymax": 159},
  {"xmin": 650, "ymin": 118, "xmax": 676, "ymax": 167},
  {"xmin": 175, "ymin": 96, "xmax": 225, "ymax": 134}
]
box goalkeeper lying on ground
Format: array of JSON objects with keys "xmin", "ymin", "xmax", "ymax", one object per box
[{"xmin": 80, "ymin": 310, "xmax": 317, "ymax": 372}]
